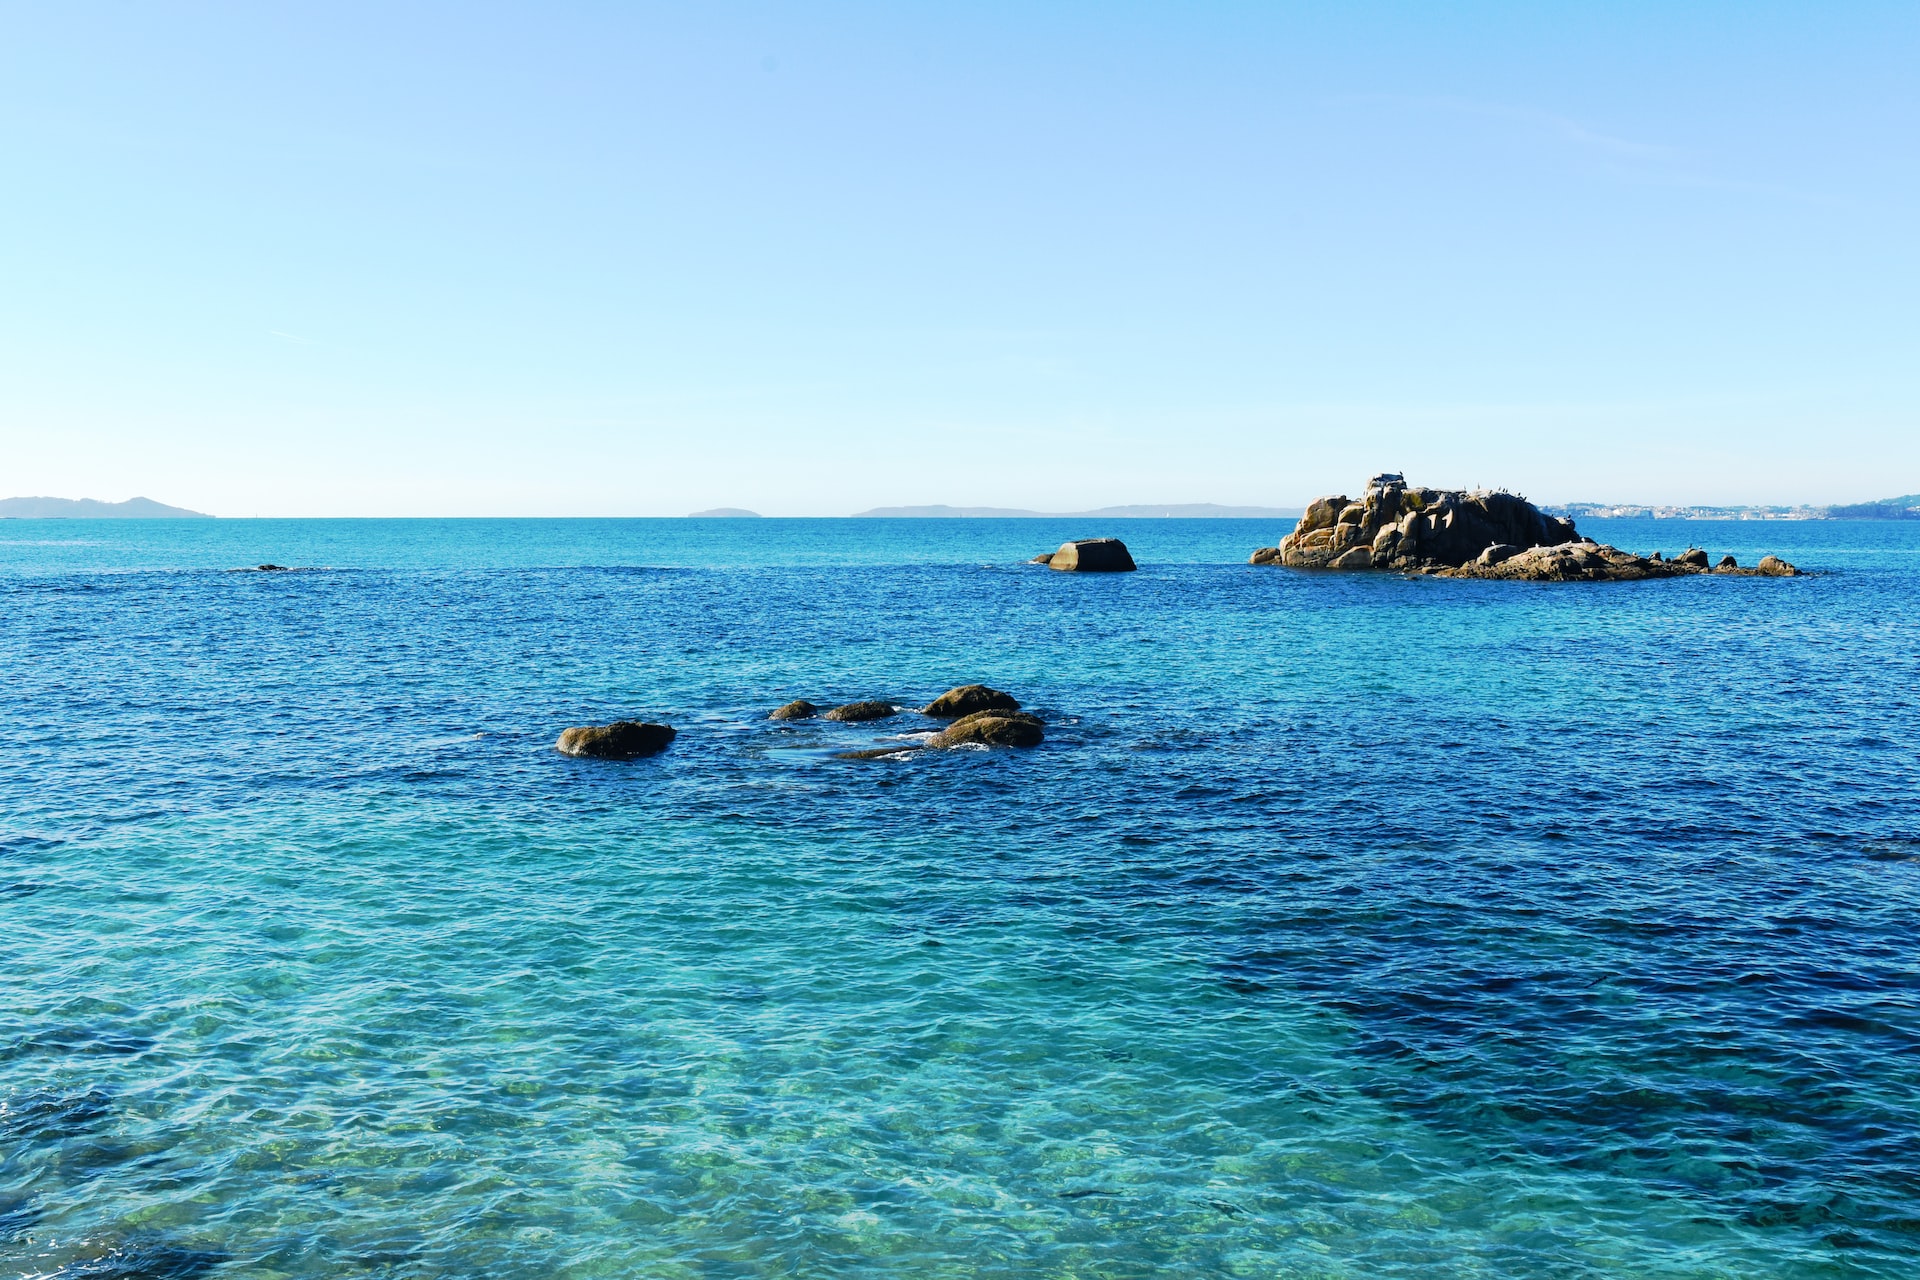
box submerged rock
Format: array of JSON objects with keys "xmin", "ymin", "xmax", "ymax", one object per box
[
  {"xmin": 769, "ymin": 700, "xmax": 819, "ymax": 720},
  {"xmin": 835, "ymin": 744, "xmax": 925, "ymax": 760},
  {"xmin": 1253, "ymin": 473, "xmax": 1805, "ymax": 580},
  {"xmin": 923, "ymin": 684, "xmax": 1020, "ymax": 718},
  {"xmin": 1029, "ymin": 552, "xmax": 1055, "ymax": 565},
  {"xmin": 933, "ymin": 710, "xmax": 1044, "ymax": 748},
  {"xmin": 1047, "ymin": 538, "xmax": 1136, "ymax": 572},
  {"xmin": 556, "ymin": 721, "xmax": 676, "ymax": 758},
  {"xmin": 823, "ymin": 701, "xmax": 898, "ymax": 722}
]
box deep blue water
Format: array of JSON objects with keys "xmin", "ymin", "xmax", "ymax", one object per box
[{"xmin": 4, "ymin": 517, "xmax": 1918, "ymax": 1279}]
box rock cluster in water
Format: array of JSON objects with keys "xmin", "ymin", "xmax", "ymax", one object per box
[
  {"xmin": 775, "ymin": 684, "xmax": 1045, "ymax": 757},
  {"xmin": 1250, "ymin": 473, "xmax": 1801, "ymax": 581},
  {"xmin": 556, "ymin": 685, "xmax": 1045, "ymax": 764}
]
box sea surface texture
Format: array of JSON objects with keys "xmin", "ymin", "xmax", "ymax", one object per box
[{"xmin": 3, "ymin": 517, "xmax": 1918, "ymax": 1279}]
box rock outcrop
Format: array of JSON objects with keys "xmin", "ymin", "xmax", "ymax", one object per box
[
  {"xmin": 769, "ymin": 700, "xmax": 818, "ymax": 720},
  {"xmin": 1251, "ymin": 473, "xmax": 1803, "ymax": 580},
  {"xmin": 1047, "ymin": 538, "xmax": 1136, "ymax": 572},
  {"xmin": 1253, "ymin": 473, "xmax": 1575, "ymax": 571},
  {"xmin": 933, "ymin": 710, "xmax": 1044, "ymax": 748},
  {"xmin": 823, "ymin": 701, "xmax": 898, "ymax": 722},
  {"xmin": 923, "ymin": 684, "xmax": 1020, "ymax": 718},
  {"xmin": 557, "ymin": 721, "xmax": 676, "ymax": 758},
  {"xmin": 1436, "ymin": 543, "xmax": 1801, "ymax": 581}
]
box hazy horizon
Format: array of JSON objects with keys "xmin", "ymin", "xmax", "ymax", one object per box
[
  {"xmin": 3, "ymin": 3, "xmax": 1915, "ymax": 516},
  {"xmin": 6, "ymin": 489, "xmax": 1917, "ymax": 521}
]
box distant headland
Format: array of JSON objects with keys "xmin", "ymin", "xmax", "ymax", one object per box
[{"xmin": 0, "ymin": 496, "xmax": 211, "ymax": 519}]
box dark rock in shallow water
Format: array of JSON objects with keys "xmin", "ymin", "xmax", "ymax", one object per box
[
  {"xmin": 0, "ymin": 1088, "xmax": 113, "ymax": 1139},
  {"xmin": 769, "ymin": 699, "xmax": 818, "ymax": 720},
  {"xmin": 922, "ymin": 684, "xmax": 1020, "ymax": 718},
  {"xmin": 1675, "ymin": 547, "xmax": 1710, "ymax": 568},
  {"xmin": 1047, "ymin": 538, "xmax": 1136, "ymax": 572},
  {"xmin": 934, "ymin": 710, "xmax": 1044, "ymax": 748},
  {"xmin": 53, "ymin": 1237, "xmax": 228, "ymax": 1279},
  {"xmin": 822, "ymin": 701, "xmax": 897, "ymax": 722},
  {"xmin": 1717, "ymin": 555, "xmax": 1739, "ymax": 570},
  {"xmin": 556, "ymin": 721, "xmax": 676, "ymax": 758},
  {"xmin": 1029, "ymin": 552, "xmax": 1055, "ymax": 565},
  {"xmin": 835, "ymin": 743, "xmax": 926, "ymax": 760},
  {"xmin": 0, "ymin": 1192, "xmax": 39, "ymax": 1243}
]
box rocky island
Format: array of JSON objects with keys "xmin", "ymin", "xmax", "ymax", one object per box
[{"xmin": 1251, "ymin": 474, "xmax": 1801, "ymax": 580}]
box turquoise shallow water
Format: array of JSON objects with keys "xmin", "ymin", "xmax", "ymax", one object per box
[{"xmin": 4, "ymin": 517, "xmax": 1919, "ymax": 1278}]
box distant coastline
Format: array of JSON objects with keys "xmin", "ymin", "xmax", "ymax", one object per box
[
  {"xmin": 10, "ymin": 492, "xmax": 1916, "ymax": 520},
  {"xmin": 0, "ymin": 496, "xmax": 211, "ymax": 519},
  {"xmin": 1548, "ymin": 495, "xmax": 1920, "ymax": 521}
]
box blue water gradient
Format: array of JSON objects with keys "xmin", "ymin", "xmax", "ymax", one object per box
[{"xmin": 4, "ymin": 518, "xmax": 1918, "ymax": 1277}]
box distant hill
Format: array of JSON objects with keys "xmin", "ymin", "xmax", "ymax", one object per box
[
  {"xmin": 0, "ymin": 495, "xmax": 211, "ymax": 518},
  {"xmin": 685, "ymin": 507, "xmax": 761, "ymax": 518},
  {"xmin": 1827, "ymin": 495, "xmax": 1920, "ymax": 520},
  {"xmin": 1549, "ymin": 494, "xmax": 1920, "ymax": 521},
  {"xmin": 852, "ymin": 503, "xmax": 1301, "ymax": 519}
]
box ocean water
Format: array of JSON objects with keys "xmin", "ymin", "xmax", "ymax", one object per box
[{"xmin": 4, "ymin": 516, "xmax": 1918, "ymax": 1279}]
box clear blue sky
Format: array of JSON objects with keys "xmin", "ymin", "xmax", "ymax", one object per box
[{"xmin": 3, "ymin": 2, "xmax": 1915, "ymax": 515}]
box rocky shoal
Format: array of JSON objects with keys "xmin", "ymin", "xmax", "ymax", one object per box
[{"xmin": 555, "ymin": 685, "xmax": 1047, "ymax": 763}]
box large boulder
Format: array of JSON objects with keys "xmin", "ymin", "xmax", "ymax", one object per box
[
  {"xmin": 1047, "ymin": 538, "xmax": 1136, "ymax": 572},
  {"xmin": 769, "ymin": 700, "xmax": 818, "ymax": 720},
  {"xmin": 934, "ymin": 710, "xmax": 1044, "ymax": 748},
  {"xmin": 923, "ymin": 684, "xmax": 1020, "ymax": 718},
  {"xmin": 557, "ymin": 721, "xmax": 676, "ymax": 758},
  {"xmin": 823, "ymin": 701, "xmax": 898, "ymax": 722},
  {"xmin": 1756, "ymin": 555, "xmax": 1802, "ymax": 577}
]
